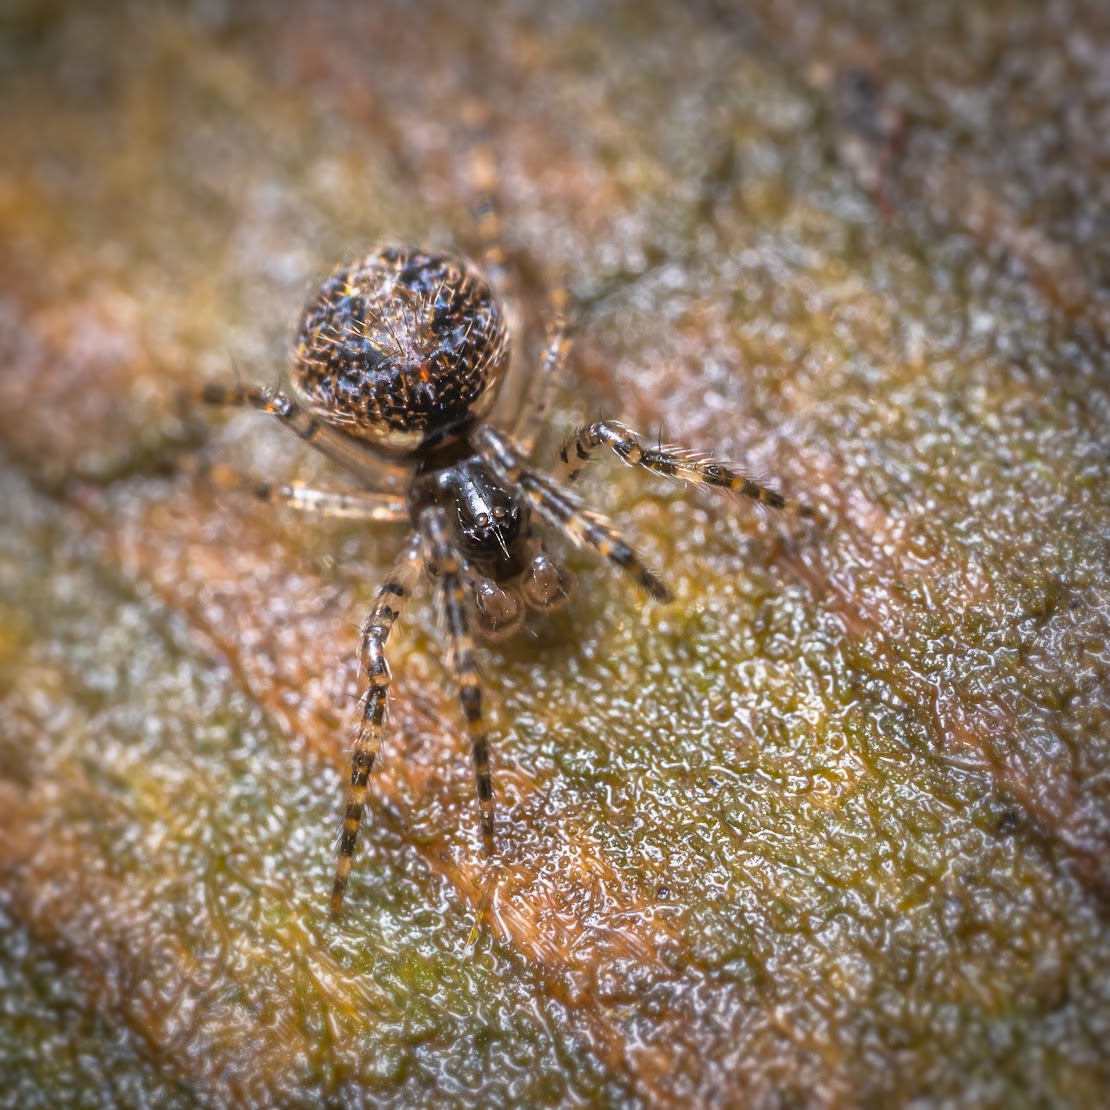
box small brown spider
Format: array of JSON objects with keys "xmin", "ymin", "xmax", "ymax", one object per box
[{"xmin": 196, "ymin": 243, "xmax": 798, "ymax": 914}]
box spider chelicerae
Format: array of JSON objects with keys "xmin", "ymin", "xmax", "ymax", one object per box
[{"xmin": 196, "ymin": 237, "xmax": 800, "ymax": 915}]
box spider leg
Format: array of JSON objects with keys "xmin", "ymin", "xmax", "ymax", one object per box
[
  {"xmin": 459, "ymin": 105, "xmax": 571, "ymax": 455},
  {"xmin": 251, "ymin": 482, "xmax": 408, "ymax": 521},
  {"xmin": 512, "ymin": 284, "xmax": 571, "ymax": 457},
  {"xmin": 421, "ymin": 506, "xmax": 497, "ymax": 856},
  {"xmin": 474, "ymin": 425, "xmax": 673, "ymax": 603},
  {"xmin": 198, "ymin": 462, "xmax": 409, "ymax": 521},
  {"xmin": 190, "ymin": 382, "xmax": 412, "ymax": 491},
  {"xmin": 554, "ymin": 419, "xmax": 806, "ymax": 513},
  {"xmin": 461, "ymin": 101, "xmax": 508, "ymax": 289},
  {"xmin": 331, "ymin": 532, "xmax": 423, "ymax": 915}
]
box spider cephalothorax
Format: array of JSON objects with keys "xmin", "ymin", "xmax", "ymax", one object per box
[{"xmin": 197, "ymin": 240, "xmax": 800, "ymax": 914}]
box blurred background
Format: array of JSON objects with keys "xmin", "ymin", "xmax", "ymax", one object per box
[{"xmin": 1, "ymin": 1, "xmax": 1108, "ymax": 1106}]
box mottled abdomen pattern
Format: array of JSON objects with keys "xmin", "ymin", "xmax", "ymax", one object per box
[{"xmin": 290, "ymin": 247, "xmax": 509, "ymax": 450}]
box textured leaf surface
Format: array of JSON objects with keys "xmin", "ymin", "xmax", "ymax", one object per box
[{"xmin": 1, "ymin": 1, "xmax": 1108, "ymax": 1106}]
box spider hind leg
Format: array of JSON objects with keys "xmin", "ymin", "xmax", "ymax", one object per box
[
  {"xmin": 189, "ymin": 381, "xmax": 412, "ymax": 491},
  {"xmin": 512, "ymin": 284, "xmax": 571, "ymax": 457}
]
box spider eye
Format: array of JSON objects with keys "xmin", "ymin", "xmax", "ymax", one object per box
[{"xmin": 452, "ymin": 464, "xmax": 530, "ymax": 565}]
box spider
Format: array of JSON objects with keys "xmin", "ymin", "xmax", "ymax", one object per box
[{"xmin": 195, "ymin": 242, "xmax": 799, "ymax": 915}]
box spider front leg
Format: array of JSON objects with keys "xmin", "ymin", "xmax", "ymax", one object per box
[
  {"xmin": 421, "ymin": 507, "xmax": 497, "ymax": 856},
  {"xmin": 331, "ymin": 533, "xmax": 423, "ymax": 915},
  {"xmin": 474, "ymin": 425, "xmax": 673, "ymax": 602},
  {"xmin": 554, "ymin": 419, "xmax": 806, "ymax": 512}
]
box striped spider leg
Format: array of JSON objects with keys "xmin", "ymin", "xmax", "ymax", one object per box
[
  {"xmin": 193, "ymin": 382, "xmax": 412, "ymax": 492},
  {"xmin": 473, "ymin": 424, "xmax": 673, "ymax": 602},
  {"xmin": 554, "ymin": 419, "xmax": 807, "ymax": 514},
  {"xmin": 422, "ymin": 507, "xmax": 497, "ymax": 859},
  {"xmin": 511, "ymin": 284, "xmax": 571, "ymax": 457},
  {"xmin": 333, "ymin": 505, "xmax": 503, "ymax": 914},
  {"xmin": 332, "ymin": 534, "xmax": 423, "ymax": 914}
]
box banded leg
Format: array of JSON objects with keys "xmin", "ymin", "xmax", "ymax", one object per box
[
  {"xmin": 252, "ymin": 482, "xmax": 407, "ymax": 522},
  {"xmin": 513, "ymin": 285, "xmax": 571, "ymax": 457},
  {"xmin": 191, "ymin": 382, "xmax": 412, "ymax": 490},
  {"xmin": 554, "ymin": 420, "xmax": 804, "ymax": 512},
  {"xmin": 461, "ymin": 101, "xmax": 508, "ymax": 289},
  {"xmin": 200, "ymin": 463, "xmax": 408, "ymax": 520},
  {"xmin": 331, "ymin": 533, "xmax": 423, "ymax": 914},
  {"xmin": 422, "ymin": 507, "xmax": 496, "ymax": 855},
  {"xmin": 474, "ymin": 425, "xmax": 672, "ymax": 603}
]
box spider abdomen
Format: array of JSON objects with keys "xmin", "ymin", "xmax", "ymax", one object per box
[{"xmin": 291, "ymin": 246, "xmax": 509, "ymax": 451}]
